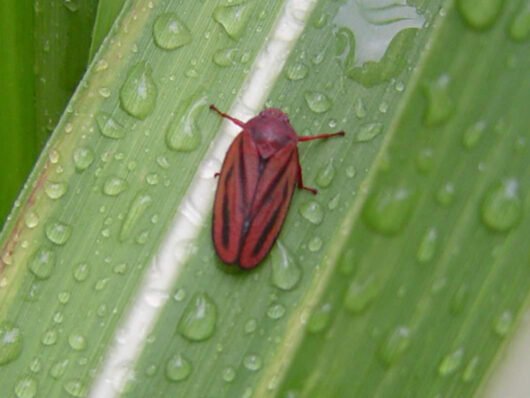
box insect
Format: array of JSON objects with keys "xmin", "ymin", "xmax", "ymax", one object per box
[{"xmin": 210, "ymin": 105, "xmax": 344, "ymax": 269}]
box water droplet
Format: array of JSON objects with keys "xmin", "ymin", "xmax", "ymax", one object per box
[
  {"xmin": 153, "ymin": 13, "xmax": 192, "ymax": 50},
  {"xmin": 165, "ymin": 353, "xmax": 192, "ymax": 382},
  {"xmin": 416, "ymin": 147, "xmax": 434, "ymax": 174},
  {"xmin": 308, "ymin": 237, "xmax": 322, "ymax": 252},
  {"xmin": 304, "ymin": 91, "xmax": 332, "ymax": 113},
  {"xmin": 508, "ymin": 3, "xmax": 530, "ymax": 41},
  {"xmin": 63, "ymin": 0, "xmax": 79, "ymax": 12},
  {"xmin": 73, "ymin": 263, "xmax": 89, "ymax": 282},
  {"xmin": 103, "ymin": 176, "xmax": 128, "ymax": 196},
  {"xmin": 344, "ymin": 275, "xmax": 381, "ymax": 314},
  {"xmin": 307, "ymin": 303, "xmax": 332, "ymax": 333},
  {"xmin": 438, "ymin": 348, "xmax": 464, "ymax": 376},
  {"xmin": 481, "ymin": 179, "xmax": 522, "ymax": 232},
  {"xmin": 166, "ymin": 96, "xmax": 207, "ymax": 152},
  {"xmin": 96, "ymin": 113, "xmax": 125, "ymax": 139},
  {"xmin": 456, "ymin": 0, "xmax": 503, "ymax": 30},
  {"xmin": 357, "ymin": 122, "xmax": 383, "ymax": 142},
  {"xmin": 462, "ymin": 121, "xmax": 486, "ymax": 149},
  {"xmin": 178, "ymin": 293, "xmax": 217, "ymax": 341},
  {"xmin": 493, "ymin": 310, "xmax": 513, "ymax": 337},
  {"xmin": 316, "ymin": 160, "xmax": 335, "ymax": 188},
  {"xmin": 213, "ymin": 47, "xmax": 240, "ymax": 67},
  {"xmin": 271, "ymin": 242, "xmax": 301, "ymax": 291},
  {"xmin": 450, "ymin": 284, "xmax": 469, "ymax": 315},
  {"xmin": 68, "ymin": 333, "xmax": 87, "ymax": 351},
  {"xmin": 45, "ymin": 181, "xmax": 68, "ymax": 199},
  {"xmin": 354, "ymin": 98, "xmax": 366, "ymax": 118},
  {"xmin": 286, "ymin": 63, "xmax": 308, "ymax": 81},
  {"xmin": 15, "ymin": 376, "xmax": 37, "ymax": 398},
  {"xmin": 45, "ymin": 220, "xmax": 72, "ymax": 245},
  {"xmin": 436, "ymin": 182, "xmax": 455, "ymax": 206},
  {"xmin": 328, "ymin": 193, "xmax": 340, "ymax": 210},
  {"xmin": 267, "ymin": 303, "xmax": 286, "ymax": 320},
  {"xmin": 299, "ymin": 201, "xmax": 324, "ymax": 225},
  {"xmin": 213, "ymin": 3, "xmax": 252, "ymax": 39},
  {"xmin": 0, "ymin": 321, "xmax": 23, "ymax": 365},
  {"xmin": 243, "ymin": 354, "xmax": 262, "ymax": 371},
  {"xmin": 363, "ymin": 185, "xmax": 417, "ymax": 235},
  {"xmin": 120, "ymin": 62, "xmax": 157, "ymax": 120},
  {"xmin": 50, "ymin": 359, "xmax": 69, "ymax": 379},
  {"xmin": 63, "ymin": 379, "xmax": 87, "ymax": 397},
  {"xmin": 73, "ymin": 147, "xmax": 94, "ymax": 171},
  {"xmin": 417, "ymin": 227, "xmax": 438, "ymax": 263},
  {"xmin": 120, "ymin": 192, "xmax": 153, "ymax": 241},
  {"xmin": 379, "ymin": 326, "xmax": 411, "ymax": 366},
  {"xmin": 462, "ymin": 356, "xmax": 480, "ymax": 383},
  {"xmin": 24, "ymin": 212, "xmax": 40, "ymax": 229},
  {"xmin": 244, "ymin": 319, "xmax": 257, "ymax": 334},
  {"xmin": 423, "ymin": 75, "xmax": 453, "ymax": 126},
  {"xmin": 223, "ymin": 366, "xmax": 236, "ymax": 382},
  {"xmin": 41, "ymin": 329, "xmax": 58, "ymax": 346},
  {"xmin": 28, "ymin": 247, "xmax": 56, "ymax": 279}
]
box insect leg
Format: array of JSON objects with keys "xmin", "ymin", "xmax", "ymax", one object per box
[
  {"xmin": 209, "ymin": 105, "xmax": 246, "ymax": 128},
  {"xmin": 298, "ymin": 131, "xmax": 345, "ymax": 142},
  {"xmin": 295, "ymin": 151, "xmax": 318, "ymax": 195}
]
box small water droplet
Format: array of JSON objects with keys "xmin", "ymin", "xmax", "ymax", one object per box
[
  {"xmin": 346, "ymin": 165, "xmax": 356, "ymax": 178},
  {"xmin": 0, "ymin": 321, "xmax": 23, "ymax": 365},
  {"xmin": 438, "ymin": 348, "xmax": 464, "ymax": 376},
  {"xmin": 416, "ymin": 147, "xmax": 434, "ymax": 174},
  {"xmin": 103, "ymin": 176, "xmax": 128, "ymax": 196},
  {"xmin": 24, "ymin": 212, "xmax": 40, "ymax": 229},
  {"xmin": 423, "ymin": 75, "xmax": 454, "ymax": 126},
  {"xmin": 363, "ymin": 185, "xmax": 417, "ymax": 235},
  {"xmin": 73, "ymin": 147, "xmax": 94, "ymax": 171},
  {"xmin": 436, "ymin": 182, "xmax": 455, "ymax": 206},
  {"xmin": 28, "ymin": 247, "xmax": 56, "ymax": 279},
  {"xmin": 120, "ymin": 62, "xmax": 157, "ymax": 120},
  {"xmin": 417, "ymin": 227, "xmax": 438, "ymax": 263},
  {"xmin": 357, "ymin": 122, "xmax": 383, "ymax": 142},
  {"xmin": 45, "ymin": 181, "xmax": 68, "ymax": 200},
  {"xmin": 493, "ymin": 310, "xmax": 513, "ymax": 337},
  {"xmin": 271, "ymin": 242, "xmax": 301, "ymax": 291},
  {"xmin": 304, "ymin": 91, "xmax": 332, "ymax": 113},
  {"xmin": 462, "ymin": 121, "xmax": 486, "ymax": 149},
  {"xmin": 481, "ymin": 179, "xmax": 522, "ymax": 232},
  {"xmin": 299, "ymin": 201, "xmax": 324, "ymax": 225},
  {"xmin": 120, "ymin": 192, "xmax": 153, "ymax": 241},
  {"xmin": 307, "ymin": 303, "xmax": 332, "ymax": 333},
  {"xmin": 308, "ymin": 236, "xmax": 322, "ymax": 252},
  {"xmin": 344, "ymin": 275, "xmax": 382, "ymax": 314},
  {"xmin": 166, "ymin": 96, "xmax": 207, "ymax": 152},
  {"xmin": 286, "ymin": 63, "xmax": 308, "ymax": 80},
  {"xmin": 316, "ymin": 159, "xmax": 335, "ymax": 188},
  {"xmin": 456, "ymin": 0, "xmax": 503, "ymax": 30},
  {"xmin": 267, "ymin": 303, "xmax": 286, "ymax": 320},
  {"xmin": 68, "ymin": 333, "xmax": 87, "ymax": 351},
  {"xmin": 178, "ymin": 293, "xmax": 217, "ymax": 341},
  {"xmin": 462, "ymin": 356, "xmax": 480, "ymax": 383},
  {"xmin": 244, "ymin": 319, "xmax": 257, "ymax": 334},
  {"xmin": 222, "ymin": 366, "xmax": 236, "ymax": 382},
  {"xmin": 153, "ymin": 13, "xmax": 192, "ymax": 50},
  {"xmin": 96, "ymin": 113, "xmax": 125, "ymax": 139},
  {"xmin": 328, "ymin": 193, "xmax": 340, "ymax": 210},
  {"xmin": 508, "ymin": 3, "xmax": 530, "ymax": 41},
  {"xmin": 213, "ymin": 3, "xmax": 253, "ymax": 39},
  {"xmin": 50, "ymin": 359, "xmax": 69, "ymax": 379},
  {"xmin": 213, "ymin": 47, "xmax": 240, "ymax": 67},
  {"xmin": 15, "ymin": 376, "xmax": 37, "ymax": 398},
  {"xmin": 45, "ymin": 220, "xmax": 72, "ymax": 245},
  {"xmin": 354, "ymin": 98, "xmax": 366, "ymax": 119},
  {"xmin": 41, "ymin": 329, "xmax": 58, "ymax": 346},
  {"xmin": 379, "ymin": 326, "xmax": 411, "ymax": 366},
  {"xmin": 63, "ymin": 379, "xmax": 87, "ymax": 397},
  {"xmin": 73, "ymin": 263, "xmax": 89, "ymax": 282},
  {"xmin": 165, "ymin": 353, "xmax": 192, "ymax": 382},
  {"xmin": 63, "ymin": 0, "xmax": 79, "ymax": 12},
  {"xmin": 243, "ymin": 354, "xmax": 262, "ymax": 371}
]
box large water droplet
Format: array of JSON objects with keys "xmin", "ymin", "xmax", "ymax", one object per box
[
  {"xmin": 481, "ymin": 179, "xmax": 522, "ymax": 232},
  {"xmin": 363, "ymin": 185, "xmax": 417, "ymax": 235},
  {"xmin": 96, "ymin": 113, "xmax": 125, "ymax": 139},
  {"xmin": 243, "ymin": 354, "xmax": 262, "ymax": 371},
  {"xmin": 73, "ymin": 147, "xmax": 94, "ymax": 171},
  {"xmin": 271, "ymin": 242, "xmax": 301, "ymax": 291},
  {"xmin": 344, "ymin": 275, "xmax": 382, "ymax": 314},
  {"xmin": 45, "ymin": 220, "xmax": 72, "ymax": 245},
  {"xmin": 213, "ymin": 3, "xmax": 252, "ymax": 39},
  {"xmin": 166, "ymin": 96, "xmax": 207, "ymax": 152},
  {"xmin": 416, "ymin": 227, "xmax": 438, "ymax": 263},
  {"xmin": 14, "ymin": 376, "xmax": 37, "ymax": 398},
  {"xmin": 438, "ymin": 348, "xmax": 464, "ymax": 376},
  {"xmin": 166, "ymin": 353, "xmax": 192, "ymax": 382},
  {"xmin": 63, "ymin": 379, "xmax": 87, "ymax": 397},
  {"xmin": 103, "ymin": 176, "xmax": 128, "ymax": 196},
  {"xmin": 120, "ymin": 62, "xmax": 157, "ymax": 120},
  {"xmin": 0, "ymin": 321, "xmax": 23, "ymax": 365},
  {"xmin": 316, "ymin": 160, "xmax": 335, "ymax": 188},
  {"xmin": 307, "ymin": 303, "xmax": 332, "ymax": 333},
  {"xmin": 299, "ymin": 201, "xmax": 324, "ymax": 225},
  {"xmin": 508, "ymin": 3, "xmax": 530, "ymax": 41},
  {"xmin": 120, "ymin": 192, "xmax": 153, "ymax": 241},
  {"xmin": 456, "ymin": 0, "xmax": 503, "ymax": 30},
  {"xmin": 178, "ymin": 293, "xmax": 217, "ymax": 341},
  {"xmin": 45, "ymin": 181, "xmax": 68, "ymax": 200},
  {"xmin": 423, "ymin": 75, "xmax": 453, "ymax": 126},
  {"xmin": 304, "ymin": 91, "xmax": 332, "ymax": 113},
  {"xmin": 379, "ymin": 326, "xmax": 411, "ymax": 366},
  {"xmin": 153, "ymin": 13, "xmax": 192, "ymax": 50},
  {"xmin": 356, "ymin": 122, "xmax": 383, "ymax": 142},
  {"xmin": 28, "ymin": 247, "xmax": 56, "ymax": 279}
]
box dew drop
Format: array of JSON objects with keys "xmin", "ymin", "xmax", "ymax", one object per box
[
  {"xmin": 120, "ymin": 62, "xmax": 157, "ymax": 120},
  {"xmin": 307, "ymin": 303, "xmax": 332, "ymax": 333},
  {"xmin": 450, "ymin": 284, "xmax": 469, "ymax": 315},
  {"xmin": 416, "ymin": 227, "xmax": 438, "ymax": 263},
  {"xmin": 423, "ymin": 75, "xmax": 453, "ymax": 126},
  {"xmin": 178, "ymin": 293, "xmax": 217, "ymax": 341},
  {"xmin": 28, "ymin": 247, "xmax": 56, "ymax": 280},
  {"xmin": 73, "ymin": 263, "xmax": 89, "ymax": 282},
  {"xmin": 153, "ymin": 13, "xmax": 192, "ymax": 50},
  {"xmin": 244, "ymin": 319, "xmax": 257, "ymax": 334},
  {"xmin": 24, "ymin": 212, "xmax": 40, "ymax": 229},
  {"xmin": 45, "ymin": 181, "xmax": 68, "ymax": 200},
  {"xmin": 243, "ymin": 354, "xmax": 262, "ymax": 371},
  {"xmin": 379, "ymin": 326, "xmax": 411, "ymax": 366},
  {"xmin": 50, "ymin": 359, "xmax": 69, "ymax": 379},
  {"xmin": 363, "ymin": 185, "xmax": 417, "ymax": 235},
  {"xmin": 120, "ymin": 192, "xmax": 153, "ymax": 241},
  {"xmin": 304, "ymin": 91, "xmax": 332, "ymax": 113},
  {"xmin": 14, "ymin": 376, "xmax": 37, "ymax": 398},
  {"xmin": 344, "ymin": 275, "xmax": 381, "ymax": 314},
  {"xmin": 416, "ymin": 147, "xmax": 434, "ymax": 174},
  {"xmin": 316, "ymin": 159, "xmax": 335, "ymax": 188},
  {"xmin": 462, "ymin": 356, "xmax": 480, "ymax": 383},
  {"xmin": 68, "ymin": 333, "xmax": 87, "ymax": 351},
  {"xmin": 267, "ymin": 303, "xmax": 286, "ymax": 320},
  {"xmin": 0, "ymin": 321, "xmax": 23, "ymax": 365},
  {"xmin": 96, "ymin": 113, "xmax": 125, "ymax": 139},
  {"xmin": 166, "ymin": 96, "xmax": 207, "ymax": 152},
  {"xmin": 223, "ymin": 366, "xmax": 236, "ymax": 382},
  {"xmin": 493, "ymin": 310, "xmax": 513, "ymax": 337},
  {"xmin": 456, "ymin": 0, "xmax": 503, "ymax": 30},
  {"xmin": 271, "ymin": 242, "xmax": 301, "ymax": 291},
  {"xmin": 73, "ymin": 147, "xmax": 94, "ymax": 171},
  {"xmin": 63, "ymin": 379, "xmax": 87, "ymax": 397},
  {"xmin": 328, "ymin": 193, "xmax": 340, "ymax": 210},
  {"xmin": 103, "ymin": 176, "xmax": 128, "ymax": 196},
  {"xmin": 354, "ymin": 98, "xmax": 366, "ymax": 118},
  {"xmin": 45, "ymin": 220, "xmax": 72, "ymax": 245},
  {"xmin": 41, "ymin": 329, "xmax": 58, "ymax": 346},
  {"xmin": 308, "ymin": 237, "xmax": 322, "ymax": 252},
  {"xmin": 213, "ymin": 3, "xmax": 252, "ymax": 39},
  {"xmin": 165, "ymin": 353, "xmax": 192, "ymax": 382},
  {"xmin": 480, "ymin": 179, "xmax": 522, "ymax": 232},
  {"xmin": 357, "ymin": 122, "xmax": 383, "ymax": 142},
  {"xmin": 438, "ymin": 348, "xmax": 464, "ymax": 376},
  {"xmin": 436, "ymin": 182, "xmax": 455, "ymax": 207},
  {"xmin": 63, "ymin": 0, "xmax": 79, "ymax": 12},
  {"xmin": 299, "ymin": 201, "xmax": 324, "ymax": 225},
  {"xmin": 462, "ymin": 121, "xmax": 486, "ymax": 149},
  {"xmin": 508, "ymin": 3, "xmax": 530, "ymax": 41},
  {"xmin": 213, "ymin": 47, "xmax": 240, "ymax": 67},
  {"xmin": 286, "ymin": 63, "xmax": 309, "ymax": 81}
]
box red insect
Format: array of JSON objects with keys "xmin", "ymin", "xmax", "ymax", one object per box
[{"xmin": 210, "ymin": 105, "xmax": 344, "ymax": 269}]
